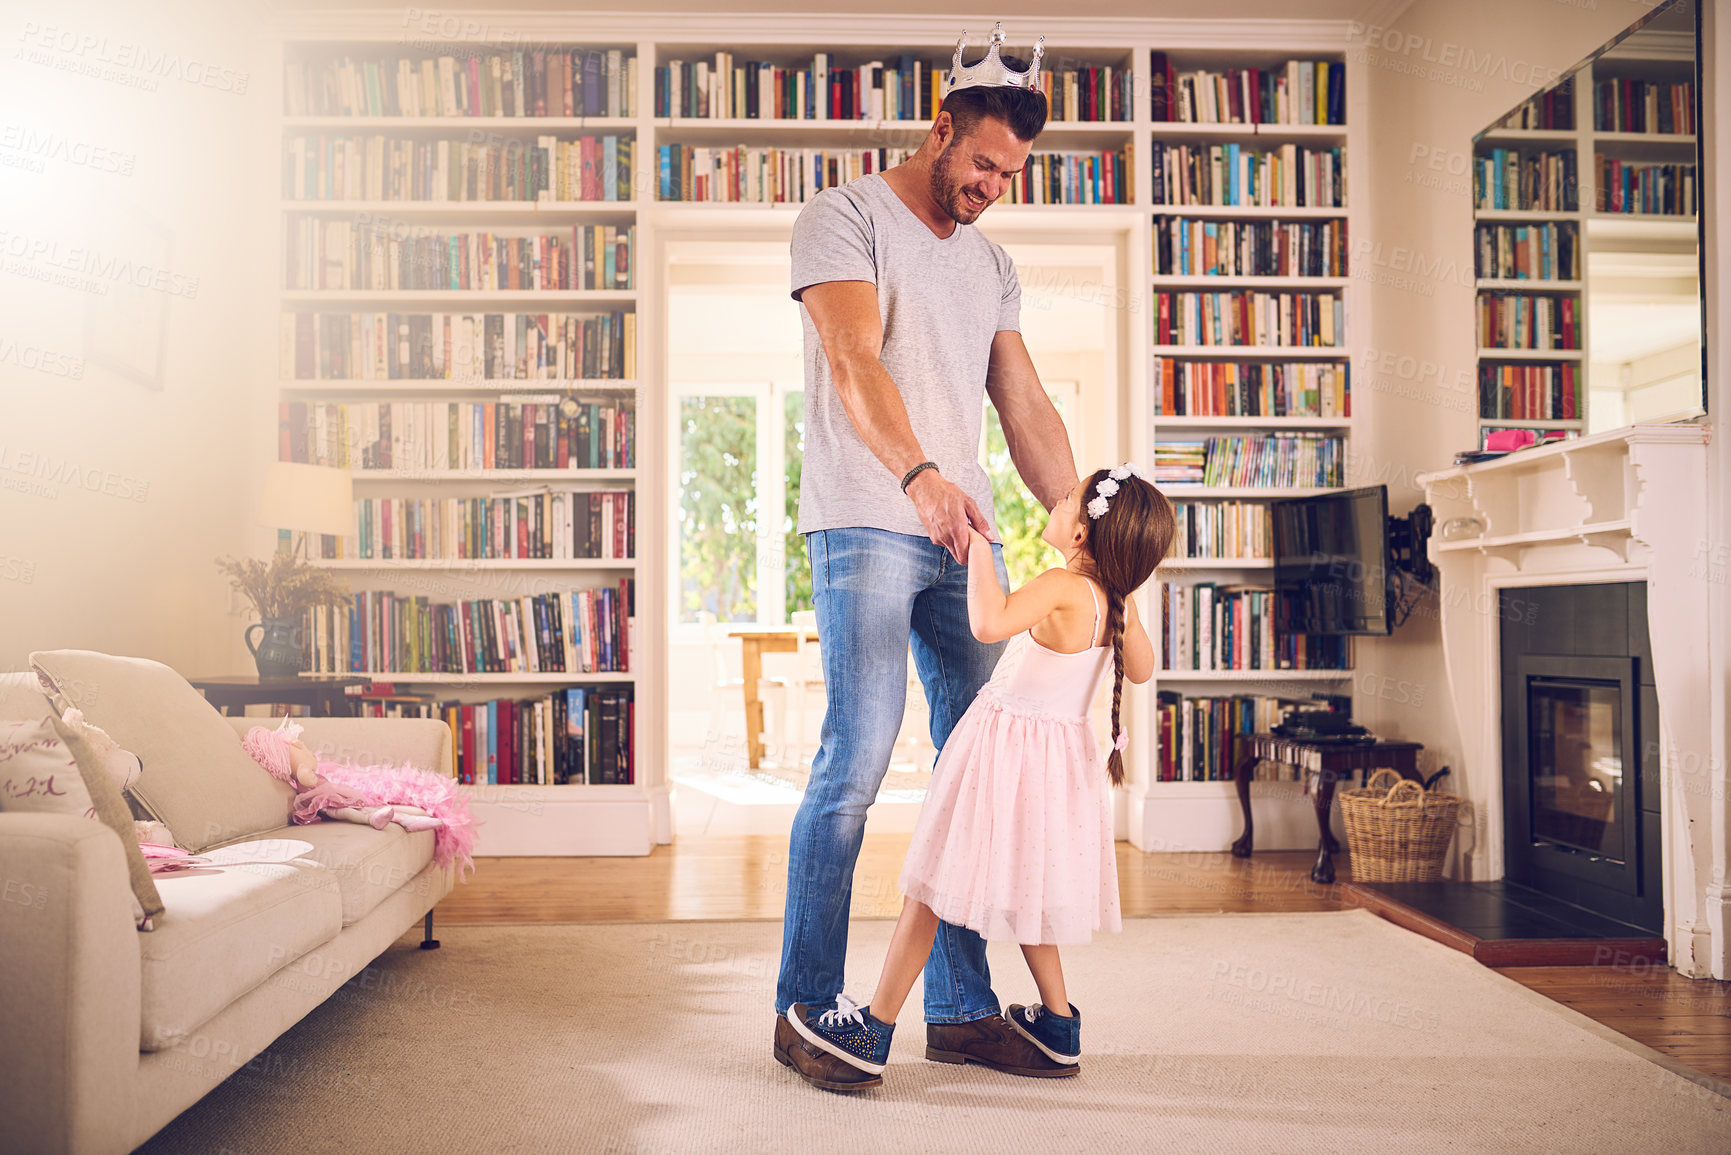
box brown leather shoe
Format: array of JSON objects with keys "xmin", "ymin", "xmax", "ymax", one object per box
[
  {"xmin": 775, "ymin": 1013, "xmax": 883, "ymax": 1092},
  {"xmin": 924, "ymin": 1013, "xmax": 1080, "ymax": 1077}
]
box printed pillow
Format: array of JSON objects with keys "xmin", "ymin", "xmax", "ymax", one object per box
[
  {"xmin": 0, "ymin": 715, "xmax": 94, "ymax": 816},
  {"xmin": 0, "ymin": 713, "xmax": 164, "ymax": 920}
]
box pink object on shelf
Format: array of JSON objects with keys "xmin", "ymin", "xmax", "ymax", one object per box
[{"xmin": 1484, "ymin": 429, "xmax": 1537, "ymax": 452}]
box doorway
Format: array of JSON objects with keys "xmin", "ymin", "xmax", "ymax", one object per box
[{"xmin": 661, "ymin": 235, "xmax": 1122, "ymax": 838}]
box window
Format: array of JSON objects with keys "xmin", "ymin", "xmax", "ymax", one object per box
[
  {"xmin": 675, "ymin": 379, "xmax": 1078, "ymax": 626},
  {"xmin": 676, "ymin": 382, "xmax": 808, "ymax": 624},
  {"xmin": 981, "ymin": 382, "xmax": 1079, "ymax": 589}
]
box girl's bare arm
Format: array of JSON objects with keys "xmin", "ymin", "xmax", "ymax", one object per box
[{"xmin": 965, "ymin": 527, "xmax": 1071, "ymax": 644}]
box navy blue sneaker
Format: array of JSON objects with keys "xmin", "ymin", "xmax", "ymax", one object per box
[
  {"xmin": 1006, "ymin": 1002, "xmax": 1081, "ymax": 1064},
  {"xmin": 789, "ymin": 995, "xmax": 894, "ymax": 1075}
]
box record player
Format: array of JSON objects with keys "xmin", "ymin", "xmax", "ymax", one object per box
[{"xmin": 1270, "ymin": 694, "xmax": 1375, "ymax": 744}]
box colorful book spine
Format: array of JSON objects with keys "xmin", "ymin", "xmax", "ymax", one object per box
[
  {"xmin": 1153, "ymin": 217, "xmax": 1348, "ymax": 277},
  {"xmin": 654, "ymin": 144, "xmax": 916, "ymax": 203},
  {"xmin": 1152, "ymin": 291, "xmax": 1344, "ymax": 347},
  {"xmin": 1472, "ymin": 148, "xmax": 1578, "ymax": 212},
  {"xmin": 1473, "ymin": 222, "xmax": 1579, "ymax": 281},
  {"xmin": 280, "ymin": 398, "xmax": 635, "ymax": 471},
  {"xmin": 315, "ymin": 490, "xmax": 636, "ymax": 561},
  {"xmin": 1148, "ymin": 142, "xmax": 1345, "ymax": 209},
  {"xmin": 284, "ymin": 222, "xmax": 634, "ymax": 292},
  {"xmin": 1476, "ymin": 292, "xmax": 1579, "ymax": 350},
  {"xmin": 279, "ymin": 311, "xmax": 635, "ymax": 381},
  {"xmin": 1476, "ymin": 362, "xmax": 1580, "ymax": 421},
  {"xmin": 1157, "ymin": 581, "xmax": 1351, "ymax": 672},
  {"xmin": 301, "ymin": 578, "xmax": 636, "ymax": 676},
  {"xmin": 1168, "ymin": 502, "xmax": 1274, "ymax": 560},
  {"xmin": 1156, "ymin": 58, "xmax": 1345, "ymax": 125},
  {"xmin": 1003, "ymin": 150, "xmax": 1132, "ymax": 205},
  {"xmin": 284, "ymin": 50, "xmax": 636, "ymax": 118},
  {"xmin": 282, "ymin": 133, "xmax": 633, "ymax": 203},
  {"xmin": 1152, "ymin": 359, "xmax": 1350, "ymax": 418},
  {"xmin": 1154, "ymin": 692, "xmax": 1289, "ymax": 781}
]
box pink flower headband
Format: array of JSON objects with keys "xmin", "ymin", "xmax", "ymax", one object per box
[{"xmin": 1087, "ymin": 462, "xmax": 1147, "ymax": 520}]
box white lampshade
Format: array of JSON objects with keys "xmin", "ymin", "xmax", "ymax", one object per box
[{"xmin": 257, "ymin": 462, "xmax": 353, "ymax": 537}]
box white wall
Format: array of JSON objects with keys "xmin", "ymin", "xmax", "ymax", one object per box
[
  {"xmin": 1348, "ymin": 0, "xmax": 1667, "ymax": 808},
  {"xmin": 0, "ymin": 0, "xmax": 275, "ymax": 677}
]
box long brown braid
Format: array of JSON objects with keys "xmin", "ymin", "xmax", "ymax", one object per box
[{"xmin": 1076, "ymin": 468, "xmax": 1175, "ymax": 786}]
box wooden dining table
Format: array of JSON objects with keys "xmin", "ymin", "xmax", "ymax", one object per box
[{"xmin": 728, "ymin": 626, "xmax": 819, "ymax": 769}]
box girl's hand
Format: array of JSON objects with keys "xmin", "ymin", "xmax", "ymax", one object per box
[{"xmin": 965, "ymin": 525, "xmax": 991, "ymax": 563}]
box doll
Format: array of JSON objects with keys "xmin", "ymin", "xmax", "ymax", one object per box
[
  {"xmin": 241, "ymin": 718, "xmax": 477, "ymax": 878},
  {"xmin": 244, "ymin": 720, "xmax": 444, "ymax": 833}
]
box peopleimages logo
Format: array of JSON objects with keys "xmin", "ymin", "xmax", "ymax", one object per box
[
  {"xmin": 15, "ymin": 23, "xmax": 250, "ymax": 94},
  {"xmin": 0, "ymin": 230, "xmax": 199, "ymax": 298},
  {"xmin": 0, "ymin": 123, "xmax": 136, "ymax": 176},
  {"xmin": 0, "ymin": 336, "xmax": 84, "ymax": 379},
  {"xmin": 0, "ymin": 446, "xmax": 150, "ymax": 502}
]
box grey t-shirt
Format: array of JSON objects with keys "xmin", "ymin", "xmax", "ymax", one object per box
[{"xmin": 790, "ymin": 173, "xmax": 1020, "ymax": 538}]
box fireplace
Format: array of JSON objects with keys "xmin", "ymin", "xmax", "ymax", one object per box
[
  {"xmin": 1419, "ymin": 426, "xmax": 1721, "ymax": 976},
  {"xmin": 1500, "ymin": 588, "xmax": 1661, "ymax": 933}
]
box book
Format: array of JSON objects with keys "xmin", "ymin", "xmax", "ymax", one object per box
[
  {"xmin": 1152, "ymin": 359, "xmax": 1349, "ymax": 418},
  {"xmin": 1148, "ymin": 142, "xmax": 1344, "ymax": 208},
  {"xmin": 1158, "ymin": 581, "xmax": 1350, "ymax": 671},
  {"xmin": 285, "ymin": 49, "xmax": 635, "ymax": 118},
  {"xmin": 1153, "ymin": 216, "xmax": 1347, "ymax": 277},
  {"xmin": 1003, "ymin": 149, "xmax": 1132, "ymax": 205},
  {"xmin": 1151, "ymin": 291, "xmax": 1344, "ymax": 347},
  {"xmin": 280, "ymin": 311, "xmax": 634, "ymax": 382},
  {"xmin": 283, "ymin": 133, "xmax": 632, "ymax": 203},
  {"xmin": 655, "ymin": 143, "xmax": 916, "ymax": 203}
]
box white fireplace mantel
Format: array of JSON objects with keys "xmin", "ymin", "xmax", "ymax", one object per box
[{"xmin": 1417, "ymin": 422, "xmax": 1725, "ymax": 978}]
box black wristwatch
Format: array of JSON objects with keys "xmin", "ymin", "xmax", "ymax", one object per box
[{"xmin": 900, "ymin": 461, "xmax": 939, "ymax": 493}]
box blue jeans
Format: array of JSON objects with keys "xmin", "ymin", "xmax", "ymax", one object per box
[{"xmin": 775, "ymin": 527, "xmax": 1009, "ymax": 1023}]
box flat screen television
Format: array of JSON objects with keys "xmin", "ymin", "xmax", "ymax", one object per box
[{"xmin": 1271, "ymin": 485, "xmax": 1392, "ymax": 636}]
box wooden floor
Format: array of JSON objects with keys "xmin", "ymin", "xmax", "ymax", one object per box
[{"xmin": 438, "ymin": 834, "xmax": 1731, "ymax": 1086}]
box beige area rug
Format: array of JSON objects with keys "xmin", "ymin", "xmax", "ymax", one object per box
[{"xmin": 139, "ymin": 911, "xmax": 1728, "ymax": 1154}]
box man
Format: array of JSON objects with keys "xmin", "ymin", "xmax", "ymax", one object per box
[{"xmin": 774, "ymin": 25, "xmax": 1081, "ymax": 1092}]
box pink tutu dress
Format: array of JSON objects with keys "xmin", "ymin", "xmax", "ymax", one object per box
[{"xmin": 899, "ymin": 577, "xmax": 1122, "ymax": 945}]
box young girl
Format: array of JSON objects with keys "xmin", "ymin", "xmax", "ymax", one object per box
[{"xmin": 790, "ymin": 463, "xmax": 1174, "ymax": 1081}]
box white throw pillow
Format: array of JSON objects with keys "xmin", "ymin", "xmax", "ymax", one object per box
[{"xmin": 0, "ymin": 715, "xmax": 95, "ymax": 817}]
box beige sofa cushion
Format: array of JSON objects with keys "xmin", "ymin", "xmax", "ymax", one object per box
[
  {"xmin": 211, "ymin": 820, "xmax": 436, "ymax": 927},
  {"xmin": 140, "ymin": 847, "xmax": 341, "ymax": 1052},
  {"xmin": 30, "ymin": 651, "xmax": 294, "ymax": 853}
]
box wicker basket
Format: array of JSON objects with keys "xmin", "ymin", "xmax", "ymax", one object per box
[{"xmin": 1339, "ymin": 768, "xmax": 1463, "ymax": 883}]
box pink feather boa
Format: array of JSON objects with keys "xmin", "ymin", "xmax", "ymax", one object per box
[{"xmin": 316, "ymin": 759, "xmax": 479, "ymax": 879}]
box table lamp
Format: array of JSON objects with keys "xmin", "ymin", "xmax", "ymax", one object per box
[{"xmin": 257, "ymin": 461, "xmax": 353, "ymax": 557}]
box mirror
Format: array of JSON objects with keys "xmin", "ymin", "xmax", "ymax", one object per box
[{"xmin": 1471, "ymin": 0, "xmax": 1702, "ymax": 443}]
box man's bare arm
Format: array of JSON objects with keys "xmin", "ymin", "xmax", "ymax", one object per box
[
  {"xmin": 801, "ymin": 280, "xmax": 993, "ymax": 562},
  {"xmin": 985, "ymin": 329, "xmax": 1079, "ymax": 512}
]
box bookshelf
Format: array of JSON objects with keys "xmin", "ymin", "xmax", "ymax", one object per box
[
  {"xmin": 271, "ymin": 14, "xmax": 1377, "ymax": 856},
  {"xmin": 1472, "ymin": 36, "xmax": 1698, "ymax": 445},
  {"xmin": 276, "ymin": 32, "xmax": 651, "ymax": 856},
  {"xmin": 1140, "ymin": 48, "xmax": 1359, "ymax": 851}
]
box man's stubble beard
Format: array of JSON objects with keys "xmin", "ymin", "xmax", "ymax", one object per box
[{"xmin": 930, "ymin": 145, "xmax": 987, "ymax": 226}]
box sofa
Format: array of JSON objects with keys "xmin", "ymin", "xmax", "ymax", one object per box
[{"xmin": 0, "ymin": 653, "xmax": 455, "ymax": 1154}]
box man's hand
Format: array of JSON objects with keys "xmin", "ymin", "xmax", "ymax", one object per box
[{"xmin": 907, "ymin": 469, "xmax": 994, "ymax": 564}]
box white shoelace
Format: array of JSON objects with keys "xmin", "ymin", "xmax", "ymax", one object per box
[{"xmin": 816, "ymin": 993, "xmax": 866, "ymax": 1029}]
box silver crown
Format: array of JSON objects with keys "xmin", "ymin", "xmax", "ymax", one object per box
[{"xmin": 944, "ymin": 22, "xmax": 1045, "ymax": 95}]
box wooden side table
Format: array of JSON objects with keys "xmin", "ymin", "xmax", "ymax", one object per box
[
  {"xmin": 189, "ymin": 676, "xmax": 367, "ymax": 718},
  {"xmin": 1229, "ymin": 733, "xmax": 1424, "ymax": 885}
]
